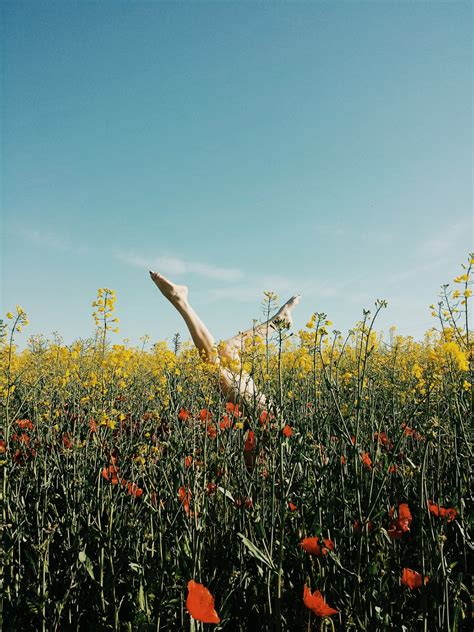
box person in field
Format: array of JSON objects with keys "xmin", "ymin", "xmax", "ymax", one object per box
[{"xmin": 149, "ymin": 271, "xmax": 300, "ymax": 411}]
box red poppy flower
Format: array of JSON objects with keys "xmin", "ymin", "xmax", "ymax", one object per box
[
  {"xmin": 0, "ymin": 440, "xmax": 6, "ymax": 453},
  {"xmin": 428, "ymin": 501, "xmax": 457, "ymax": 522},
  {"xmin": 401, "ymin": 568, "xmax": 429, "ymax": 589},
  {"xmin": 340, "ymin": 455, "xmax": 346, "ymax": 465},
  {"xmin": 179, "ymin": 486, "xmax": 192, "ymax": 515},
  {"xmin": 178, "ymin": 408, "xmax": 191, "ymax": 421},
  {"xmin": 388, "ymin": 464, "xmax": 398, "ymax": 474},
  {"xmin": 398, "ymin": 503, "xmax": 412, "ymax": 528},
  {"xmin": 288, "ymin": 501, "xmax": 297, "ymax": 512},
  {"xmin": 126, "ymin": 482, "xmax": 143, "ymax": 498},
  {"xmin": 259, "ymin": 410, "xmax": 269, "ymax": 426},
  {"xmin": 303, "ymin": 585, "xmax": 338, "ymax": 617},
  {"xmin": 200, "ymin": 409, "xmax": 212, "ymax": 422},
  {"xmin": 16, "ymin": 419, "xmax": 33, "ymax": 430},
  {"xmin": 300, "ymin": 537, "xmax": 335, "ymax": 557},
  {"xmin": 244, "ymin": 430, "xmax": 256, "ymax": 453},
  {"xmin": 361, "ymin": 452, "xmax": 372, "ymax": 469},
  {"xmin": 374, "ymin": 431, "xmax": 393, "ymax": 449},
  {"xmin": 186, "ymin": 580, "xmax": 221, "ymax": 624},
  {"xmin": 282, "ymin": 425, "xmax": 293, "ymax": 438},
  {"xmin": 207, "ymin": 423, "xmax": 217, "ymax": 439},
  {"xmin": 440, "ymin": 507, "xmax": 457, "ymax": 521},
  {"xmin": 207, "ymin": 482, "xmax": 217, "ymax": 495},
  {"xmin": 109, "ymin": 466, "xmax": 119, "ymax": 484},
  {"xmin": 101, "ymin": 465, "xmax": 119, "ymax": 485},
  {"xmin": 388, "ymin": 503, "xmax": 412, "ymax": 538},
  {"xmin": 226, "ymin": 402, "xmax": 241, "ymax": 417},
  {"xmin": 184, "ymin": 455, "xmax": 193, "ymax": 468},
  {"xmin": 219, "ymin": 415, "xmax": 232, "ymax": 430},
  {"xmin": 402, "ymin": 424, "xmax": 423, "ymax": 440},
  {"xmin": 62, "ymin": 433, "xmax": 73, "ymax": 449},
  {"xmin": 234, "ymin": 496, "xmax": 253, "ymax": 509}
]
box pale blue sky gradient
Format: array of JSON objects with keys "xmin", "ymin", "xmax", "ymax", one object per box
[{"xmin": 1, "ymin": 1, "xmax": 472, "ymax": 347}]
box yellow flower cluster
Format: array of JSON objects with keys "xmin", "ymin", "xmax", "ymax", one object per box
[{"xmin": 92, "ymin": 288, "xmax": 119, "ymax": 333}]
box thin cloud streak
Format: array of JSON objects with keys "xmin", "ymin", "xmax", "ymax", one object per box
[
  {"xmin": 10, "ymin": 224, "xmax": 89, "ymax": 255},
  {"xmin": 12, "ymin": 225, "xmax": 68, "ymax": 252},
  {"xmin": 416, "ymin": 220, "xmax": 472, "ymax": 259},
  {"xmin": 117, "ymin": 252, "xmax": 244, "ymax": 282},
  {"xmin": 207, "ymin": 275, "xmax": 345, "ymax": 304}
]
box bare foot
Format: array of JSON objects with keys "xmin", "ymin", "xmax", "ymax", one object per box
[
  {"xmin": 273, "ymin": 294, "xmax": 301, "ymax": 329},
  {"xmin": 149, "ymin": 271, "xmax": 189, "ymax": 306}
]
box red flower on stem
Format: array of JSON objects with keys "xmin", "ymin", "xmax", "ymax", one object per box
[
  {"xmin": 300, "ymin": 537, "xmax": 335, "ymax": 557},
  {"xmin": 219, "ymin": 415, "xmax": 232, "ymax": 430},
  {"xmin": 259, "ymin": 410, "xmax": 274, "ymax": 426},
  {"xmin": 388, "ymin": 503, "xmax": 412, "ymax": 539},
  {"xmin": 401, "ymin": 568, "xmax": 429, "ymax": 589},
  {"xmin": 374, "ymin": 431, "xmax": 393, "ymax": 449},
  {"xmin": 244, "ymin": 430, "xmax": 256, "ymax": 453},
  {"xmin": 101, "ymin": 465, "xmax": 119, "ymax": 485},
  {"xmin": 179, "ymin": 486, "xmax": 192, "ymax": 515},
  {"xmin": 200, "ymin": 409, "xmax": 212, "ymax": 422},
  {"xmin": 178, "ymin": 407, "xmax": 191, "ymax": 422},
  {"xmin": 226, "ymin": 402, "xmax": 241, "ymax": 417},
  {"xmin": 303, "ymin": 585, "xmax": 338, "ymax": 617},
  {"xmin": 126, "ymin": 481, "xmax": 143, "ymax": 498},
  {"xmin": 62, "ymin": 433, "xmax": 73, "ymax": 449},
  {"xmin": 186, "ymin": 580, "xmax": 221, "ymax": 624},
  {"xmin": 16, "ymin": 419, "xmax": 33, "ymax": 430},
  {"xmin": 428, "ymin": 501, "xmax": 457, "ymax": 522},
  {"xmin": 361, "ymin": 452, "xmax": 372, "ymax": 469},
  {"xmin": 206, "ymin": 423, "xmax": 217, "ymax": 439}
]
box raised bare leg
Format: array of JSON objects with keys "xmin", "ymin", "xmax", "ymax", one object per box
[
  {"xmin": 150, "ymin": 270, "xmax": 283, "ymax": 411},
  {"xmin": 220, "ymin": 294, "xmax": 301, "ymax": 362},
  {"xmin": 149, "ymin": 271, "xmax": 217, "ymax": 362}
]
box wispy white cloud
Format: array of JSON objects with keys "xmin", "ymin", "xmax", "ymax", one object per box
[
  {"xmin": 117, "ymin": 251, "xmax": 244, "ymax": 282},
  {"xmin": 416, "ymin": 220, "xmax": 472, "ymax": 259},
  {"xmin": 12, "ymin": 225, "xmax": 69, "ymax": 252},
  {"xmin": 207, "ymin": 274, "xmax": 345, "ymax": 304},
  {"xmin": 10, "ymin": 224, "xmax": 89, "ymax": 255}
]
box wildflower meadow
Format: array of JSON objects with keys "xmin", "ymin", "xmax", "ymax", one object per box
[{"xmin": 2, "ymin": 256, "xmax": 472, "ymax": 631}]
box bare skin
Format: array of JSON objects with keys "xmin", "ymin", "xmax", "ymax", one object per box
[{"xmin": 149, "ymin": 270, "xmax": 300, "ymax": 409}]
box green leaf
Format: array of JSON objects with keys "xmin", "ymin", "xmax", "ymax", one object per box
[
  {"xmin": 78, "ymin": 550, "xmax": 95, "ymax": 581},
  {"xmin": 218, "ymin": 486, "xmax": 235, "ymax": 502},
  {"xmin": 237, "ymin": 533, "xmax": 275, "ymax": 571}
]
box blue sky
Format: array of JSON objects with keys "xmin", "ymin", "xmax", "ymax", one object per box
[{"xmin": 1, "ymin": 1, "xmax": 472, "ymax": 347}]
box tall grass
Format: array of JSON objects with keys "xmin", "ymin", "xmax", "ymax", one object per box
[{"xmin": 1, "ymin": 257, "xmax": 472, "ymax": 631}]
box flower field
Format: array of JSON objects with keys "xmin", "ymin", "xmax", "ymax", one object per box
[{"xmin": 2, "ymin": 257, "xmax": 472, "ymax": 631}]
